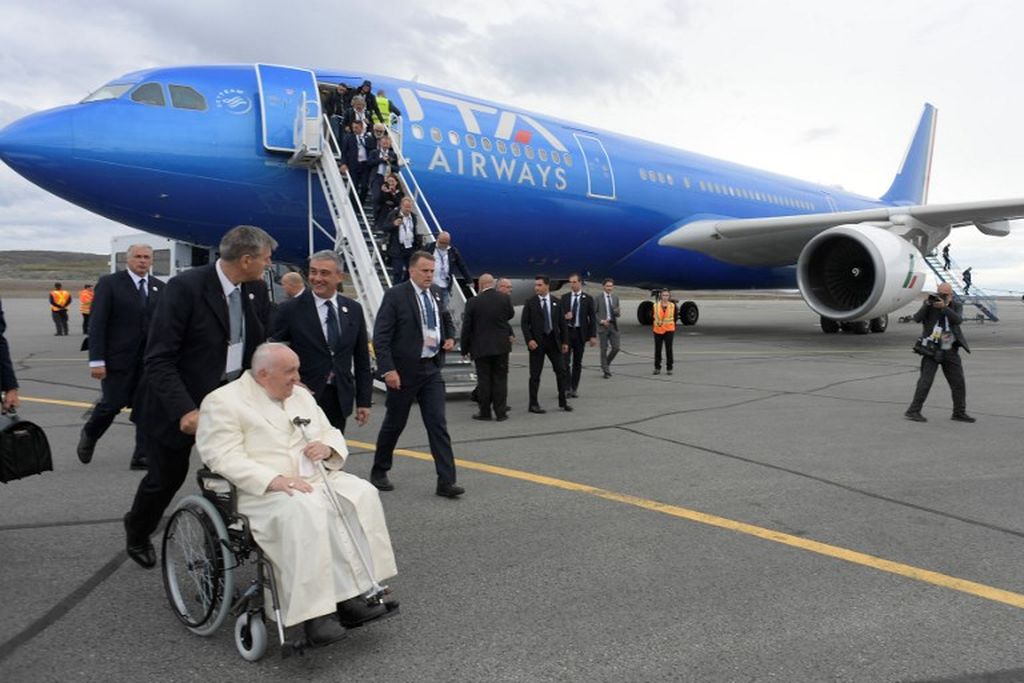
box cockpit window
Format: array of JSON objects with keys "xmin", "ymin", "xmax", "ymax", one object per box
[
  {"xmin": 130, "ymin": 82, "xmax": 166, "ymax": 107},
  {"xmin": 169, "ymin": 85, "xmax": 207, "ymax": 111},
  {"xmin": 81, "ymin": 83, "xmax": 132, "ymax": 103}
]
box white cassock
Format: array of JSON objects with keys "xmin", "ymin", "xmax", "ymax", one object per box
[{"xmin": 196, "ymin": 371, "xmax": 397, "ymax": 627}]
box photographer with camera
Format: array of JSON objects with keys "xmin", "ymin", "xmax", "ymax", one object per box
[{"xmin": 905, "ymin": 282, "xmax": 974, "ymax": 423}]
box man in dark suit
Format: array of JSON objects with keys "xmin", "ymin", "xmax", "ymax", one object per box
[
  {"xmin": 521, "ymin": 275, "xmax": 572, "ymax": 413},
  {"xmin": 905, "ymin": 283, "xmax": 975, "ymax": 423},
  {"xmin": 559, "ymin": 273, "xmax": 598, "ymax": 398},
  {"xmin": 270, "ymin": 250, "xmax": 371, "ymax": 433},
  {"xmin": 384, "ymin": 197, "xmax": 420, "ymax": 283},
  {"xmin": 340, "ymin": 119, "xmax": 376, "ymax": 200},
  {"xmin": 460, "ymin": 274, "xmax": 514, "ymax": 421},
  {"xmin": 365, "ymin": 134, "xmax": 400, "ymax": 210},
  {"xmin": 123, "ymin": 226, "xmax": 275, "ymax": 568},
  {"xmin": 78, "ymin": 244, "xmax": 164, "ymax": 470},
  {"xmin": 595, "ymin": 277, "xmax": 621, "ymax": 378},
  {"xmin": 426, "ymin": 231, "xmax": 473, "ymax": 311},
  {"xmin": 371, "ymin": 251, "xmax": 464, "ymax": 498},
  {"xmin": 0, "ymin": 299, "xmax": 18, "ymax": 412}
]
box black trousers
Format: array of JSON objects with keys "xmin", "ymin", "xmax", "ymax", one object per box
[
  {"xmin": 373, "ymin": 359, "xmax": 456, "ymax": 485},
  {"xmin": 528, "ymin": 333, "xmax": 568, "ymax": 407},
  {"xmin": 474, "ymin": 353, "xmax": 509, "ymax": 417},
  {"xmin": 318, "ymin": 382, "xmax": 348, "ymax": 434},
  {"xmin": 565, "ymin": 327, "xmax": 587, "ymax": 391},
  {"xmin": 52, "ymin": 310, "xmax": 68, "ymax": 335},
  {"xmin": 654, "ymin": 331, "xmax": 674, "ymax": 371},
  {"xmin": 126, "ymin": 434, "xmax": 193, "ymax": 542},
  {"xmin": 82, "ymin": 313, "xmax": 90, "ymax": 335},
  {"xmin": 83, "ymin": 368, "xmax": 145, "ymax": 461},
  {"xmin": 908, "ymin": 351, "xmax": 967, "ymax": 415}
]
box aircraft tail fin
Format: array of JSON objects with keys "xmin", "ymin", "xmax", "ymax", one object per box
[{"xmin": 881, "ymin": 103, "xmax": 937, "ymax": 205}]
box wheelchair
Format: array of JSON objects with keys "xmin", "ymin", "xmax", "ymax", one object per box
[{"xmin": 160, "ymin": 469, "xmax": 287, "ymax": 661}]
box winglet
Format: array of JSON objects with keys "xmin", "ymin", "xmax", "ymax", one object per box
[{"xmin": 881, "ymin": 103, "xmax": 937, "ymax": 206}]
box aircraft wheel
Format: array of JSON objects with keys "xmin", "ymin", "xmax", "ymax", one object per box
[
  {"xmin": 849, "ymin": 321, "xmax": 870, "ymax": 335},
  {"xmin": 869, "ymin": 314, "xmax": 889, "ymax": 333},
  {"xmin": 820, "ymin": 317, "xmax": 840, "ymax": 334},
  {"xmin": 678, "ymin": 301, "xmax": 699, "ymax": 326},
  {"xmin": 637, "ymin": 301, "xmax": 654, "ymax": 326}
]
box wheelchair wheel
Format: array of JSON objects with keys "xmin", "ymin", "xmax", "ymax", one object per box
[
  {"xmin": 161, "ymin": 495, "xmax": 235, "ymax": 637},
  {"xmin": 234, "ymin": 612, "xmax": 268, "ymax": 662}
]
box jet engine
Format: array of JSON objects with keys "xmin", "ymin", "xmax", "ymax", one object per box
[{"xmin": 796, "ymin": 224, "xmax": 925, "ymax": 323}]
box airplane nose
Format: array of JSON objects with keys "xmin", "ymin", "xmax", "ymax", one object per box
[{"xmin": 0, "ymin": 106, "xmax": 74, "ymax": 177}]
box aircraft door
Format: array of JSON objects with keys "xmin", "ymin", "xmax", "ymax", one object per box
[
  {"xmin": 572, "ymin": 132, "xmax": 616, "ymax": 200},
  {"xmin": 255, "ymin": 64, "xmax": 319, "ymax": 152}
]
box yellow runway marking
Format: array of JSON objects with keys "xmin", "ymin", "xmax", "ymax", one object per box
[{"xmin": 21, "ymin": 394, "xmax": 1024, "ymax": 611}]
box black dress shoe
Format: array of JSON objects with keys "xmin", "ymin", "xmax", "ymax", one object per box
[
  {"xmin": 471, "ymin": 413, "xmax": 492, "ymax": 421},
  {"xmin": 336, "ymin": 597, "xmax": 393, "ymax": 628},
  {"xmin": 304, "ymin": 614, "xmax": 347, "ymax": 645},
  {"xmin": 904, "ymin": 411, "xmax": 927, "ymax": 422},
  {"xmin": 602, "ymin": 371, "xmax": 611, "ymax": 378},
  {"xmin": 129, "ymin": 457, "xmax": 148, "ymax": 471},
  {"xmin": 495, "ymin": 413, "xmax": 509, "ymax": 422},
  {"xmin": 560, "ymin": 404, "xmax": 574, "ymax": 412},
  {"xmin": 653, "ymin": 369, "xmax": 661, "ymax": 375},
  {"xmin": 124, "ymin": 513, "xmax": 156, "ymax": 568},
  {"xmin": 436, "ymin": 482, "xmax": 465, "ymax": 498},
  {"xmin": 951, "ymin": 413, "xmax": 977, "ymax": 423},
  {"xmin": 528, "ymin": 405, "xmax": 546, "ymax": 414},
  {"xmin": 567, "ymin": 390, "xmax": 578, "ymax": 398},
  {"xmin": 370, "ymin": 476, "xmax": 395, "ymax": 491},
  {"xmin": 77, "ymin": 429, "xmax": 96, "ymax": 464}
]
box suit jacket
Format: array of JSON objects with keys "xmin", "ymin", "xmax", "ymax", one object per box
[
  {"xmin": 140, "ymin": 263, "xmax": 271, "ymax": 446},
  {"xmin": 595, "ymin": 291, "xmax": 621, "ymax": 329},
  {"xmin": 340, "ymin": 130, "xmax": 376, "ymax": 172},
  {"xmin": 0, "ymin": 299, "xmax": 17, "ymax": 391},
  {"xmin": 88, "ymin": 270, "xmax": 164, "ymax": 372},
  {"xmin": 270, "ymin": 290, "xmax": 371, "ymax": 416},
  {"xmin": 913, "ymin": 299, "xmax": 971, "ymax": 353},
  {"xmin": 366, "ymin": 147, "xmax": 400, "ymax": 177},
  {"xmin": 425, "ymin": 243, "xmax": 472, "ymax": 291},
  {"xmin": 460, "ymin": 288, "xmax": 514, "ymax": 359},
  {"xmin": 521, "ymin": 294, "xmax": 568, "ymax": 346},
  {"xmin": 384, "ymin": 208, "xmax": 420, "ymax": 257},
  {"xmin": 560, "ymin": 290, "xmax": 598, "ymax": 338},
  {"xmin": 373, "ymin": 281, "xmax": 455, "ymax": 377}
]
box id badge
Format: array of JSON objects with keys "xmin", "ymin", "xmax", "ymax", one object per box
[
  {"xmin": 423, "ymin": 331, "xmax": 438, "ymax": 355},
  {"xmin": 225, "ymin": 341, "xmax": 244, "ymax": 375}
]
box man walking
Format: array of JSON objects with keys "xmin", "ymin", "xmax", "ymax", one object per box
[
  {"xmin": 521, "ymin": 275, "xmax": 571, "ymax": 413},
  {"xmin": 123, "ymin": 226, "xmax": 275, "ymax": 569},
  {"xmin": 595, "ymin": 278, "xmax": 621, "ymax": 378},
  {"xmin": 78, "ymin": 244, "xmax": 163, "ymax": 470},
  {"xmin": 559, "ymin": 274, "xmax": 597, "ymax": 398},
  {"xmin": 271, "ymin": 250, "xmax": 372, "ymax": 433},
  {"xmin": 426, "ymin": 231, "xmax": 472, "ymax": 311},
  {"xmin": 371, "ymin": 251, "xmax": 463, "ymax": 498},
  {"xmin": 461, "ymin": 274, "xmax": 514, "ymax": 421}
]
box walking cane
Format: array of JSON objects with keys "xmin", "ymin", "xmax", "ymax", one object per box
[{"xmin": 290, "ymin": 416, "xmax": 388, "ymax": 600}]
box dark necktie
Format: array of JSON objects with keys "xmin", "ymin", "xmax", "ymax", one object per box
[
  {"xmin": 572, "ymin": 294, "xmax": 580, "ymax": 327},
  {"xmin": 138, "ymin": 278, "xmax": 147, "ymax": 302},
  {"xmin": 228, "ymin": 287, "xmax": 242, "ymax": 344},
  {"xmin": 421, "ymin": 289, "xmax": 437, "ymax": 330},
  {"xmin": 325, "ymin": 299, "xmax": 341, "ymax": 352},
  {"xmin": 542, "ymin": 297, "xmax": 551, "ymax": 334}
]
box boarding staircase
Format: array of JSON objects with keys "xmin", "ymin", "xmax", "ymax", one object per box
[
  {"xmin": 923, "ymin": 250, "xmax": 999, "ymax": 322},
  {"xmin": 287, "ymin": 95, "xmax": 475, "ymax": 393}
]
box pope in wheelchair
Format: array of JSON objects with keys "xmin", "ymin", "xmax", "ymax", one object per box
[{"xmin": 193, "ymin": 342, "xmax": 398, "ymax": 650}]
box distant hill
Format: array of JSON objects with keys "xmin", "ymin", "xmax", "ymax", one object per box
[{"xmin": 0, "ymin": 251, "xmax": 108, "ymax": 281}]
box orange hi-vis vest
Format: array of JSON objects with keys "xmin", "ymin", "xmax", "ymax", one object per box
[
  {"xmin": 50, "ymin": 289, "xmax": 71, "ymax": 312},
  {"xmin": 79, "ymin": 288, "xmax": 94, "ymax": 314},
  {"xmin": 653, "ymin": 302, "xmax": 676, "ymax": 334}
]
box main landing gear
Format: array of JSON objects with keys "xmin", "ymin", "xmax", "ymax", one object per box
[
  {"xmin": 819, "ymin": 314, "xmax": 888, "ymax": 334},
  {"xmin": 637, "ymin": 296, "xmax": 699, "ymax": 327}
]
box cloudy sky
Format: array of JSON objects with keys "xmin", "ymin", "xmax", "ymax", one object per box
[{"xmin": 1, "ymin": 0, "xmax": 1022, "ymax": 291}]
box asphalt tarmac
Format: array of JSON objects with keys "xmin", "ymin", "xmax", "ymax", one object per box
[{"xmin": 1, "ymin": 295, "xmax": 1023, "ymax": 682}]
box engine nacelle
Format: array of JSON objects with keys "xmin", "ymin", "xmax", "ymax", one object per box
[{"xmin": 796, "ymin": 224, "xmax": 925, "ymax": 322}]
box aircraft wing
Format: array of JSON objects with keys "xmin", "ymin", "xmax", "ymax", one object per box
[{"xmin": 657, "ymin": 198, "xmax": 1024, "ymax": 267}]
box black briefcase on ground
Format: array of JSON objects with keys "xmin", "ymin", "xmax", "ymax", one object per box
[{"xmin": 0, "ymin": 412, "xmax": 54, "ymax": 483}]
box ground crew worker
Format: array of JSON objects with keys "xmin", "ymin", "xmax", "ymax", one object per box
[
  {"xmin": 79, "ymin": 284, "xmax": 94, "ymax": 334},
  {"xmin": 652, "ymin": 289, "xmax": 676, "ymax": 375},
  {"xmin": 49, "ymin": 282, "xmax": 71, "ymax": 336}
]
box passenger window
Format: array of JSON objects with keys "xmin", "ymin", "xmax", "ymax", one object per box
[
  {"xmin": 411, "ymin": 124, "xmax": 425, "ymax": 140},
  {"xmin": 465, "ymin": 133, "xmax": 477, "ymax": 149},
  {"xmin": 430, "ymin": 128, "xmax": 442, "ymax": 143},
  {"xmin": 169, "ymin": 85, "xmax": 206, "ymax": 111},
  {"xmin": 481, "ymin": 137, "xmax": 493, "ymax": 152},
  {"xmin": 562, "ymin": 154, "xmax": 572, "ymax": 167},
  {"xmin": 550, "ymin": 150, "xmax": 560, "ymax": 164},
  {"xmin": 524, "ymin": 145, "xmax": 534, "ymax": 160},
  {"xmin": 538, "ymin": 148, "xmax": 548, "ymax": 162},
  {"xmin": 448, "ymin": 131, "xmax": 461, "ymax": 145},
  {"xmin": 639, "ymin": 169, "xmax": 648, "ymax": 180},
  {"xmin": 510, "ymin": 142, "xmax": 521, "ymax": 157},
  {"xmin": 131, "ymin": 82, "xmax": 166, "ymax": 107},
  {"xmin": 496, "ymin": 139, "xmax": 507, "ymax": 154}
]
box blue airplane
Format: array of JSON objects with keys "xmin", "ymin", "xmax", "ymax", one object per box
[{"xmin": 1, "ymin": 64, "xmax": 1021, "ymax": 331}]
